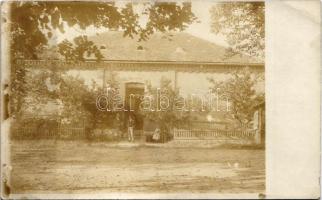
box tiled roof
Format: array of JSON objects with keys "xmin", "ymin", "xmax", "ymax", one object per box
[{"xmin": 88, "ymin": 31, "xmax": 260, "ymax": 64}]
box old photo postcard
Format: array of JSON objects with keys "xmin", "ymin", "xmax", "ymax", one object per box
[{"xmin": 0, "ymin": 0, "xmax": 320, "ymax": 199}]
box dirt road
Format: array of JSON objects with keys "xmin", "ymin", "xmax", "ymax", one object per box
[{"xmin": 10, "ymin": 140, "xmax": 265, "ymax": 194}]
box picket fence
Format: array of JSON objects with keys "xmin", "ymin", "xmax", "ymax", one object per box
[
  {"xmin": 173, "ymin": 128, "xmax": 257, "ymax": 140},
  {"xmin": 12, "ymin": 125, "xmax": 86, "ymax": 139}
]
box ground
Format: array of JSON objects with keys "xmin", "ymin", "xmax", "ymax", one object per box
[{"xmin": 9, "ymin": 140, "xmax": 265, "ymax": 194}]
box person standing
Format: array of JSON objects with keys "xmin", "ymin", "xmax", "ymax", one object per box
[{"xmin": 128, "ymin": 115, "xmax": 135, "ymax": 142}]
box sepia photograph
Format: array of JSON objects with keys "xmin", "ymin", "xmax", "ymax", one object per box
[{"xmin": 1, "ymin": 1, "xmax": 267, "ymax": 198}]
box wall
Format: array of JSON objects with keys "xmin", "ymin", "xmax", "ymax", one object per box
[{"xmin": 66, "ymin": 68, "xmax": 264, "ymax": 98}]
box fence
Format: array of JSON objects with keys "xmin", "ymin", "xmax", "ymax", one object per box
[
  {"xmin": 173, "ymin": 128, "xmax": 256, "ymax": 140},
  {"xmin": 58, "ymin": 126, "xmax": 86, "ymax": 139},
  {"xmin": 186, "ymin": 120, "xmax": 253, "ymax": 130},
  {"xmin": 172, "ymin": 128, "xmax": 258, "ymax": 145},
  {"xmin": 12, "ymin": 125, "xmax": 86, "ymax": 139}
]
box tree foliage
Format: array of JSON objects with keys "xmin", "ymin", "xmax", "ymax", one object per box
[
  {"xmin": 209, "ymin": 68, "xmax": 264, "ymax": 127},
  {"xmin": 210, "ymin": 2, "xmax": 264, "ymax": 59},
  {"xmin": 140, "ymin": 77, "xmax": 190, "ymax": 132},
  {"xmin": 10, "ymin": 1, "xmax": 197, "ymax": 59},
  {"xmin": 58, "ymin": 36, "xmax": 103, "ymax": 61},
  {"xmin": 24, "ymin": 69, "xmax": 119, "ymax": 128}
]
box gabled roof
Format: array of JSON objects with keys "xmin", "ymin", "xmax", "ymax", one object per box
[{"xmin": 89, "ymin": 31, "xmax": 260, "ymax": 64}]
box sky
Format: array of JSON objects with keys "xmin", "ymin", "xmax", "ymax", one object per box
[
  {"xmin": 54, "ymin": 1, "xmax": 228, "ymax": 47},
  {"xmin": 187, "ymin": 1, "xmax": 228, "ymax": 47}
]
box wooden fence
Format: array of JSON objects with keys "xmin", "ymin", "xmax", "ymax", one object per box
[
  {"xmin": 12, "ymin": 125, "xmax": 86, "ymax": 139},
  {"xmin": 186, "ymin": 121, "xmax": 252, "ymax": 130},
  {"xmin": 173, "ymin": 128, "xmax": 257, "ymax": 141},
  {"xmin": 58, "ymin": 126, "xmax": 86, "ymax": 139}
]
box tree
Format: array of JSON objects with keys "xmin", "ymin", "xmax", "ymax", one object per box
[
  {"xmin": 210, "ymin": 2, "xmax": 264, "ymax": 59},
  {"xmin": 209, "ymin": 68, "xmax": 264, "ymax": 128},
  {"xmin": 25, "ymin": 69, "xmax": 119, "ymax": 129},
  {"xmin": 140, "ymin": 77, "xmax": 190, "ymax": 134},
  {"xmin": 21, "ymin": 67, "xmax": 62, "ymax": 118},
  {"xmin": 58, "ymin": 36, "xmax": 103, "ymax": 61},
  {"xmin": 10, "ymin": 1, "xmax": 197, "ymax": 60},
  {"xmin": 58, "ymin": 74, "xmax": 93, "ymax": 125},
  {"xmin": 8, "ymin": 1, "xmax": 197, "ymax": 116}
]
